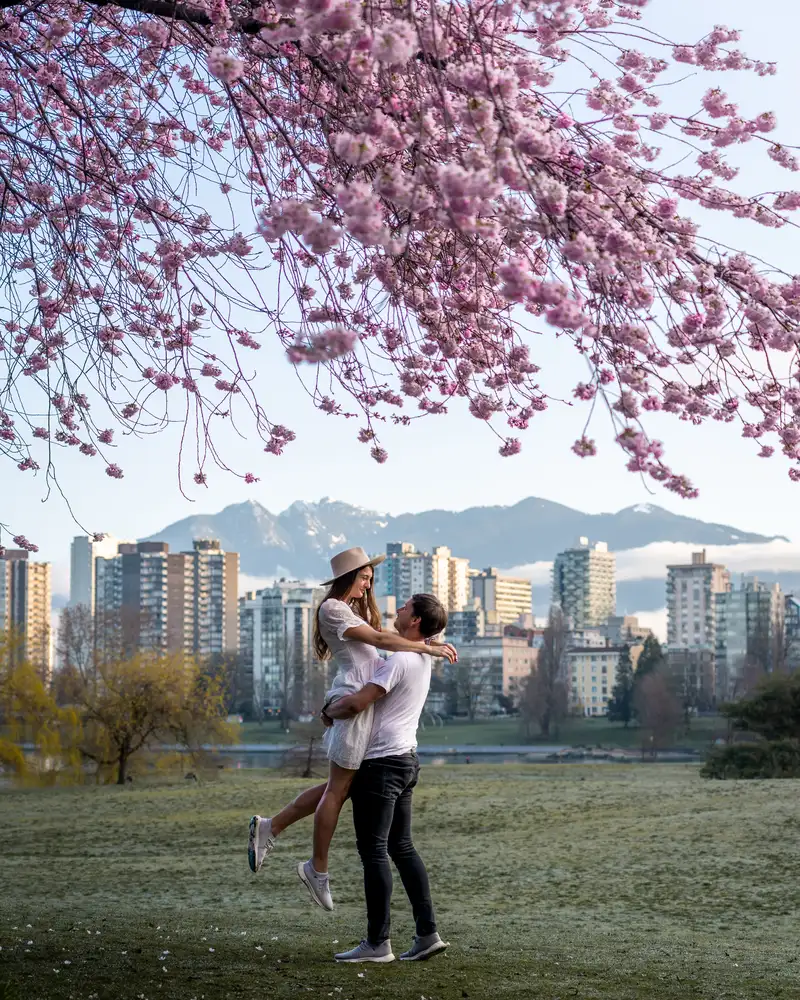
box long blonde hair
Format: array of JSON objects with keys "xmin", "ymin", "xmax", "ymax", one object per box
[{"xmin": 314, "ymin": 566, "xmax": 381, "ymax": 661}]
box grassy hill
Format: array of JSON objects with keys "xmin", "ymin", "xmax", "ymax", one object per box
[{"xmin": 0, "ymin": 764, "xmax": 795, "ymax": 1000}]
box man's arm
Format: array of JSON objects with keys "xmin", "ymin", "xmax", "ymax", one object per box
[
  {"xmin": 342, "ymin": 623, "xmax": 457, "ymax": 663},
  {"xmin": 324, "ymin": 682, "xmax": 387, "ymax": 720}
]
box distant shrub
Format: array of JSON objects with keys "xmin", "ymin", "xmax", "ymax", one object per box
[{"xmin": 702, "ymin": 739, "xmax": 800, "ymax": 780}]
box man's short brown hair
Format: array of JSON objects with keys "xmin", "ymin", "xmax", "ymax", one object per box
[{"xmin": 410, "ymin": 593, "xmax": 448, "ymax": 639}]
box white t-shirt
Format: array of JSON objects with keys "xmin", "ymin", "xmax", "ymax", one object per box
[{"xmin": 364, "ymin": 650, "xmax": 432, "ymax": 760}]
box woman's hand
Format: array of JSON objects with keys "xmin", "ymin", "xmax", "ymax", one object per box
[
  {"xmin": 319, "ymin": 707, "xmax": 334, "ymax": 728},
  {"xmin": 428, "ymin": 641, "xmax": 458, "ymax": 664}
]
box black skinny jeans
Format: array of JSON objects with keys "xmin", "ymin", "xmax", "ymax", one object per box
[{"xmin": 350, "ymin": 751, "xmax": 437, "ymax": 946}]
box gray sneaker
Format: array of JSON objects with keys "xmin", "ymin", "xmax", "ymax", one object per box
[
  {"xmin": 248, "ymin": 816, "xmax": 276, "ymax": 873},
  {"xmin": 297, "ymin": 860, "xmax": 334, "ymax": 911},
  {"xmin": 334, "ymin": 939, "xmax": 396, "ymax": 963},
  {"xmin": 399, "ymin": 932, "xmax": 449, "ymax": 961}
]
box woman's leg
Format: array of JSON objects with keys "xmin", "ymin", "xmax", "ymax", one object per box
[
  {"xmin": 271, "ymin": 782, "xmax": 326, "ymax": 836},
  {"xmin": 250, "ymin": 780, "xmax": 327, "ymax": 873},
  {"xmin": 311, "ymin": 762, "xmax": 357, "ymax": 873}
]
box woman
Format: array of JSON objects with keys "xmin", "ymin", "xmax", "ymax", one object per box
[{"xmin": 247, "ymin": 546, "xmax": 457, "ymax": 911}]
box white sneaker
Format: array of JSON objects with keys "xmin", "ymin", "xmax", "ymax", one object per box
[
  {"xmin": 399, "ymin": 932, "xmax": 449, "ymax": 961},
  {"xmin": 297, "ymin": 860, "xmax": 334, "ymax": 911},
  {"xmin": 248, "ymin": 815, "xmax": 275, "ymax": 873},
  {"xmin": 334, "ymin": 939, "xmax": 396, "ymax": 963}
]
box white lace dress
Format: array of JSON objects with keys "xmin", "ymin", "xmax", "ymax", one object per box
[{"xmin": 319, "ymin": 598, "xmax": 381, "ymax": 770}]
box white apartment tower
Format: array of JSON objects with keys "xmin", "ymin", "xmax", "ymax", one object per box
[
  {"xmin": 69, "ymin": 534, "xmax": 130, "ymax": 611},
  {"xmin": 552, "ymin": 538, "xmax": 616, "ymax": 630},
  {"xmin": 666, "ymin": 550, "xmax": 730, "ymax": 707},
  {"xmin": 376, "ymin": 543, "xmax": 471, "ymax": 613},
  {"xmin": 239, "ymin": 581, "xmax": 326, "ymax": 717},
  {"xmin": 714, "ymin": 577, "xmax": 782, "ymax": 702}
]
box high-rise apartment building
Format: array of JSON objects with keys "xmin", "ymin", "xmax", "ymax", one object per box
[
  {"xmin": 552, "ymin": 538, "xmax": 616, "ymax": 630},
  {"xmin": 190, "ymin": 539, "xmax": 239, "ymax": 658},
  {"xmin": 470, "ymin": 568, "xmax": 532, "ymax": 625},
  {"xmin": 666, "ymin": 550, "xmax": 730, "ymax": 707},
  {"xmin": 784, "ymin": 595, "xmax": 800, "ymax": 672},
  {"xmin": 95, "ymin": 539, "xmax": 238, "ymax": 658},
  {"xmin": 0, "ymin": 549, "xmax": 52, "ymax": 679},
  {"xmin": 715, "ymin": 577, "xmax": 784, "ymax": 701},
  {"xmin": 445, "ymin": 602, "xmax": 489, "ymax": 645},
  {"xmin": 69, "ymin": 534, "xmax": 130, "ymax": 610},
  {"xmin": 375, "ymin": 543, "xmax": 471, "ymax": 612},
  {"xmin": 239, "ymin": 581, "xmax": 326, "ymax": 717},
  {"xmin": 96, "ymin": 541, "xmax": 171, "ymax": 652}
]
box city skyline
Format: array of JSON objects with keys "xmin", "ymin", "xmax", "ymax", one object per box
[
  {"xmin": 8, "ymin": 525, "xmax": 799, "ymax": 717},
  {"xmin": 21, "ymin": 513, "xmax": 800, "ymax": 650}
]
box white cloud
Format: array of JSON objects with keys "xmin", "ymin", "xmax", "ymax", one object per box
[
  {"xmin": 503, "ymin": 539, "xmax": 800, "ymax": 587},
  {"xmin": 615, "ymin": 540, "xmax": 800, "ymax": 582},
  {"xmin": 239, "ymin": 572, "xmax": 322, "ymax": 595},
  {"xmin": 630, "ymin": 608, "xmax": 667, "ymax": 643},
  {"xmin": 239, "ymin": 573, "xmax": 277, "ymax": 595}
]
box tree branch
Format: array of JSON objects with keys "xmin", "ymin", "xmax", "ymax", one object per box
[{"xmin": 0, "ymin": 0, "xmax": 267, "ymax": 34}]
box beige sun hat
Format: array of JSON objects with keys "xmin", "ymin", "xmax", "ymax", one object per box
[{"xmin": 322, "ymin": 546, "xmax": 386, "ymax": 586}]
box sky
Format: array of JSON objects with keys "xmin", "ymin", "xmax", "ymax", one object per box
[{"xmin": 4, "ymin": 0, "xmax": 800, "ymax": 596}]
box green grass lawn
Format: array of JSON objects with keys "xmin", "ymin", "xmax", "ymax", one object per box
[
  {"xmin": 1, "ymin": 765, "xmax": 798, "ymax": 1000},
  {"xmin": 240, "ymin": 715, "xmax": 726, "ymax": 750}
]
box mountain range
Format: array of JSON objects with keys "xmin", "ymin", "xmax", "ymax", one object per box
[{"xmin": 142, "ymin": 496, "xmax": 786, "ymax": 582}]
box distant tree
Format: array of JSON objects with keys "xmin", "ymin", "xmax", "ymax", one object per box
[
  {"xmin": 205, "ymin": 651, "xmax": 250, "ymax": 717},
  {"xmin": 0, "ymin": 630, "xmax": 81, "ymax": 784},
  {"xmin": 521, "ymin": 606, "xmax": 569, "ymax": 740},
  {"xmin": 704, "ymin": 673, "xmax": 800, "ymax": 779},
  {"xmin": 729, "ymin": 654, "xmax": 768, "ymax": 703},
  {"xmin": 168, "ymin": 666, "xmax": 236, "ymax": 770},
  {"xmin": 448, "ymin": 659, "xmax": 494, "ymax": 721},
  {"xmin": 607, "ymin": 646, "xmax": 635, "ymax": 728},
  {"xmin": 54, "ymin": 605, "xmax": 97, "ymax": 707},
  {"xmin": 721, "ymin": 672, "xmax": 800, "ymax": 742},
  {"xmin": 634, "ymin": 636, "xmax": 665, "ymax": 684},
  {"xmin": 279, "ymin": 630, "xmax": 295, "ymax": 729},
  {"xmin": 74, "ymin": 651, "xmax": 234, "ymax": 784},
  {"xmin": 56, "ymin": 604, "xmax": 95, "ymax": 672},
  {"xmin": 497, "ymin": 693, "xmax": 517, "ymax": 716},
  {"xmin": 634, "ymin": 672, "xmax": 681, "ymax": 758},
  {"xmin": 280, "ymin": 719, "xmax": 327, "ymax": 779}
]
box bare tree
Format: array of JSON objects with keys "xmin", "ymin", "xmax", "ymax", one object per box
[
  {"xmin": 448, "ymin": 658, "xmax": 495, "ymax": 721},
  {"xmin": 54, "ymin": 605, "xmax": 96, "ymax": 706},
  {"xmin": 634, "ymin": 673, "xmax": 682, "ymax": 759},
  {"xmin": 730, "ymin": 654, "xmax": 768, "ymax": 702},
  {"xmin": 521, "ymin": 606, "xmax": 569, "ymax": 740},
  {"xmin": 205, "ymin": 651, "xmax": 248, "ymax": 716},
  {"xmin": 281, "ymin": 629, "xmax": 295, "ymax": 729}
]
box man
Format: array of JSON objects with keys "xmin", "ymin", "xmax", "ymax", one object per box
[{"xmin": 321, "ymin": 592, "xmax": 451, "ymax": 964}]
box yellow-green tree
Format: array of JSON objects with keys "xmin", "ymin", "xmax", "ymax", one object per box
[
  {"xmin": 0, "ymin": 630, "xmax": 81, "ymax": 784},
  {"xmin": 75, "ymin": 651, "xmax": 234, "ymax": 784},
  {"xmin": 168, "ymin": 661, "xmax": 237, "ymax": 770}
]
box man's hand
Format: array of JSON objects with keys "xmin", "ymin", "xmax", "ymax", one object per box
[
  {"xmin": 325, "ymin": 683, "xmax": 386, "ymax": 719},
  {"xmin": 320, "ymin": 707, "xmax": 334, "ymax": 728},
  {"xmin": 428, "ymin": 641, "xmax": 458, "ymax": 663}
]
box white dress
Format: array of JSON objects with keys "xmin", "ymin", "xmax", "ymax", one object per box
[{"xmin": 318, "ymin": 598, "xmax": 380, "ymax": 770}]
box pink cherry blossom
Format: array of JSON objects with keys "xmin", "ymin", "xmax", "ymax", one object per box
[
  {"xmin": 3, "ymin": 0, "xmax": 800, "ymax": 550},
  {"xmin": 207, "ymin": 47, "xmax": 244, "ymax": 85}
]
